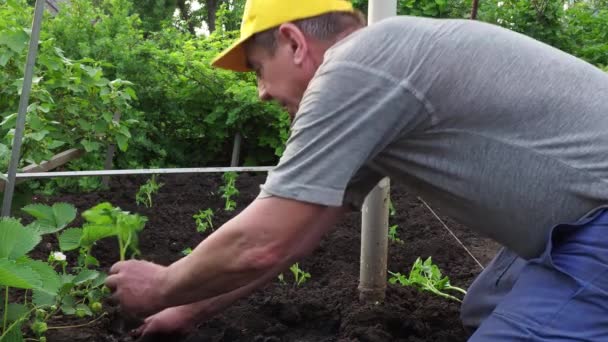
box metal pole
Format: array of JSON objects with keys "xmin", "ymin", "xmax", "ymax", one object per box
[
  {"xmin": 1, "ymin": 0, "xmax": 46, "ymax": 217},
  {"xmin": 358, "ymin": 0, "xmax": 396, "ymax": 304}
]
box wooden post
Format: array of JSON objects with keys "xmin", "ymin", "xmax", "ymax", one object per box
[{"xmin": 0, "ymin": 148, "xmax": 84, "ymax": 192}]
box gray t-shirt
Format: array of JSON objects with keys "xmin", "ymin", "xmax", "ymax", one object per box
[{"xmin": 259, "ymin": 16, "xmax": 608, "ymax": 259}]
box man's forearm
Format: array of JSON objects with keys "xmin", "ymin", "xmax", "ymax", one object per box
[
  {"xmin": 157, "ymin": 198, "xmax": 346, "ymax": 310},
  {"xmin": 175, "ymin": 258, "xmax": 297, "ymax": 323}
]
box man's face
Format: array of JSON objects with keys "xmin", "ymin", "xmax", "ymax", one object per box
[{"xmin": 245, "ymin": 25, "xmax": 320, "ymax": 119}]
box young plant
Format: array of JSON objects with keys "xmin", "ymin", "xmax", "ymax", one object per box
[
  {"xmin": 278, "ymin": 262, "xmax": 310, "ymax": 287},
  {"xmin": 59, "ymin": 202, "xmax": 148, "ymax": 262},
  {"xmin": 277, "ymin": 263, "xmax": 311, "ymax": 287},
  {"xmin": 193, "ymin": 208, "xmax": 214, "ymax": 233},
  {"xmin": 181, "ymin": 248, "xmax": 193, "ymax": 256},
  {"xmin": 289, "ymin": 263, "xmax": 311, "ymax": 287},
  {"xmin": 135, "ymin": 175, "xmax": 163, "ymax": 208},
  {"xmin": 388, "ymin": 224, "xmax": 403, "ymax": 244},
  {"xmin": 389, "ymin": 257, "xmax": 467, "ymax": 302},
  {"xmin": 219, "ymin": 172, "xmax": 239, "ymax": 211}
]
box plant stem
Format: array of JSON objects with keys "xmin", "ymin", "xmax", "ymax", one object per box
[
  {"xmin": 118, "ymin": 237, "xmax": 125, "ymax": 261},
  {"xmin": 47, "ymin": 312, "xmax": 108, "ymax": 330},
  {"xmin": 3, "ymin": 286, "xmax": 9, "ymax": 333},
  {"xmin": 447, "ymin": 285, "xmax": 467, "ymax": 295}
]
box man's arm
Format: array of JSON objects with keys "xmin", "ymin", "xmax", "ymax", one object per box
[{"xmin": 106, "ymin": 196, "xmax": 346, "ymax": 316}]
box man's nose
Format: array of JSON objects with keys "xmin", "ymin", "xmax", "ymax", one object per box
[{"xmin": 257, "ymin": 81, "xmax": 271, "ymax": 101}]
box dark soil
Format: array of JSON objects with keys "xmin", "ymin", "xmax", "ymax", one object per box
[{"xmin": 31, "ymin": 173, "xmax": 498, "ymax": 342}]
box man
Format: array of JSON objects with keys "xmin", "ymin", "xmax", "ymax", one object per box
[{"xmin": 106, "ymin": 0, "xmax": 608, "ymax": 340}]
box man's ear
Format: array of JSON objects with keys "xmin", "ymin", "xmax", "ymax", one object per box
[{"xmin": 277, "ymin": 23, "xmax": 309, "ymax": 66}]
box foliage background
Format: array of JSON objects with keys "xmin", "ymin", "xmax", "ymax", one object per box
[{"xmin": 1, "ymin": 0, "xmax": 607, "ymax": 193}]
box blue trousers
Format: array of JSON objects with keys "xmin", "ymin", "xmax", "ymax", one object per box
[{"xmin": 461, "ymin": 208, "xmax": 608, "ymax": 341}]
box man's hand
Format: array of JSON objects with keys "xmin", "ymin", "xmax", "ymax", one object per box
[
  {"xmin": 105, "ymin": 259, "xmax": 169, "ymax": 317},
  {"xmin": 132, "ymin": 306, "xmax": 199, "ymax": 337}
]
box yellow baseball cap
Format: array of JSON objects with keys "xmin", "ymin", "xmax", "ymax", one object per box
[{"xmin": 211, "ymin": 0, "xmax": 354, "ymax": 72}]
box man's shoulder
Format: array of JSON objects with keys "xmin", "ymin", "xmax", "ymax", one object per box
[{"xmin": 325, "ymin": 16, "xmax": 495, "ymax": 65}]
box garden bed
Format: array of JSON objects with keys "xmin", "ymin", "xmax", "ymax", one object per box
[{"xmin": 34, "ymin": 173, "xmax": 498, "ymax": 342}]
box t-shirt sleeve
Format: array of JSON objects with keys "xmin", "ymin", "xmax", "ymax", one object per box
[{"xmin": 260, "ymin": 61, "xmax": 430, "ymax": 207}]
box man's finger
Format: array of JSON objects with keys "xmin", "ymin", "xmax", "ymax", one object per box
[
  {"xmin": 109, "ymin": 261, "xmax": 125, "ymax": 274},
  {"xmin": 105, "ymin": 274, "xmax": 119, "ymax": 291},
  {"xmin": 130, "ymin": 323, "xmax": 145, "ymax": 338}
]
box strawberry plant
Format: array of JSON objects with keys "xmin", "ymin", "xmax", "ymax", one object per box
[
  {"xmin": 58, "ymin": 202, "xmax": 148, "ymax": 262},
  {"xmin": 0, "ymin": 210, "xmax": 108, "ymax": 342},
  {"xmin": 219, "ymin": 172, "xmax": 239, "ymax": 212},
  {"xmin": 193, "ymin": 208, "xmax": 214, "ymax": 233},
  {"xmin": 389, "ymin": 257, "xmax": 466, "ymax": 302},
  {"xmin": 135, "ymin": 175, "xmax": 163, "ymax": 208}
]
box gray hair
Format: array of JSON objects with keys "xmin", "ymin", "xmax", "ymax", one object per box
[{"xmin": 246, "ymin": 11, "xmax": 366, "ymax": 55}]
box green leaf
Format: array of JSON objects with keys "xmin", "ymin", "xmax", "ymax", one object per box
[
  {"xmin": 82, "ymin": 203, "xmax": 114, "ymax": 225},
  {"xmin": 27, "ymin": 130, "xmax": 48, "ymax": 142},
  {"xmin": 80, "ymin": 224, "xmax": 116, "ymax": 247},
  {"xmin": 58, "ymin": 228, "xmax": 82, "ymax": 251},
  {"xmin": 21, "ymin": 204, "xmax": 55, "ymax": 232},
  {"xmin": 47, "ymin": 140, "xmax": 66, "ymax": 149},
  {"xmin": 4, "ymin": 303, "xmax": 29, "ymax": 324},
  {"xmin": 85, "ymin": 255, "xmax": 99, "ymax": 267},
  {"xmin": 52, "ymin": 203, "xmax": 77, "ymax": 231},
  {"xmin": 0, "ymin": 29, "xmax": 29, "ymax": 53},
  {"xmin": 73, "ymin": 269, "xmax": 99, "ymax": 285},
  {"xmin": 0, "ymin": 258, "xmax": 41, "ymax": 289},
  {"xmin": 0, "ymin": 320, "xmax": 24, "ymax": 342},
  {"xmin": 76, "ymin": 303, "xmax": 92, "ymax": 317},
  {"xmin": 32, "ymin": 289, "xmax": 56, "ymax": 307},
  {"xmin": 0, "ymin": 219, "xmax": 41, "ymax": 259},
  {"xmin": 116, "ymin": 134, "xmax": 128, "ymax": 152},
  {"xmin": 81, "ymin": 140, "xmax": 101, "ymax": 152},
  {"xmin": 0, "ymin": 52, "xmax": 11, "ymax": 67},
  {"xmin": 91, "ymin": 272, "xmax": 107, "ymax": 288},
  {"xmin": 61, "ymin": 295, "xmax": 76, "ymax": 315},
  {"xmin": 19, "ymin": 259, "xmax": 61, "ymax": 294}
]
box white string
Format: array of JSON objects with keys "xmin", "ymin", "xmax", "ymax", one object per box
[{"xmin": 417, "ymin": 197, "xmax": 485, "ymax": 270}]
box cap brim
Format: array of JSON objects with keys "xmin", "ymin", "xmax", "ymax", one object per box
[{"xmin": 211, "ymin": 38, "xmax": 251, "ymax": 72}]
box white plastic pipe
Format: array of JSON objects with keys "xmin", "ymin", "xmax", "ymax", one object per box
[{"xmin": 358, "ymin": 0, "xmax": 397, "ymax": 304}]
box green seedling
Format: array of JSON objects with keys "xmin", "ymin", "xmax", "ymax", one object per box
[
  {"xmin": 277, "ymin": 263, "xmax": 311, "ymax": 287},
  {"xmin": 290, "ymin": 263, "xmax": 311, "ymax": 287},
  {"xmin": 388, "ymin": 224, "xmax": 403, "ymax": 244},
  {"xmin": 219, "ymin": 172, "xmax": 239, "ymax": 211},
  {"xmin": 193, "ymin": 208, "xmax": 214, "ymax": 233},
  {"xmin": 181, "ymin": 248, "xmax": 193, "ymax": 256},
  {"xmin": 389, "ymin": 257, "xmax": 466, "ymax": 302},
  {"xmin": 135, "ymin": 175, "xmax": 163, "ymax": 208}
]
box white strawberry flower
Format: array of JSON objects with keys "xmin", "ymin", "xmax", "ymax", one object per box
[{"xmin": 51, "ymin": 251, "xmax": 66, "ymax": 262}]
